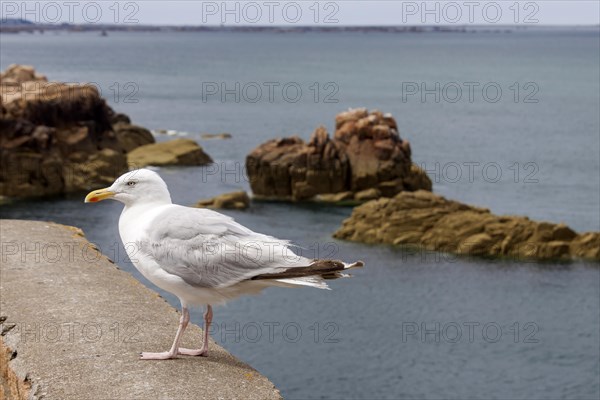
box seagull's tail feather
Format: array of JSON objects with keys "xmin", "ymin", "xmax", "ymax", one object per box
[
  {"xmin": 274, "ymin": 276, "xmax": 331, "ymax": 290},
  {"xmin": 251, "ymin": 259, "xmax": 364, "ymax": 290},
  {"xmin": 343, "ymin": 260, "xmax": 365, "ymax": 269}
]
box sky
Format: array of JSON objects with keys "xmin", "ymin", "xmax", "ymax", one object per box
[{"xmin": 1, "ymin": 1, "xmax": 599, "ymax": 26}]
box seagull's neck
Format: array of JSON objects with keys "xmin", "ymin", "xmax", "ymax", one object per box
[
  {"xmin": 118, "ymin": 200, "xmax": 172, "ymax": 242},
  {"xmin": 121, "ymin": 199, "xmax": 171, "ymax": 216}
]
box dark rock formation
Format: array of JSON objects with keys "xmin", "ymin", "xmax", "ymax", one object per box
[
  {"xmin": 334, "ymin": 190, "xmax": 600, "ymax": 262},
  {"xmin": 246, "ymin": 108, "xmax": 431, "ymax": 202},
  {"xmin": 112, "ymin": 121, "xmax": 155, "ymax": 152},
  {"xmin": 0, "ymin": 64, "xmax": 155, "ymax": 197}
]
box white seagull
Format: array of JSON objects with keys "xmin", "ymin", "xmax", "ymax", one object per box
[{"xmin": 85, "ymin": 169, "xmax": 363, "ymax": 360}]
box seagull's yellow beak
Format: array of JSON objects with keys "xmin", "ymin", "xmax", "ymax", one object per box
[{"xmin": 84, "ymin": 188, "xmax": 116, "ymax": 203}]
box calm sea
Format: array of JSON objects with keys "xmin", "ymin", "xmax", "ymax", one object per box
[{"xmin": 1, "ymin": 29, "xmax": 599, "ymax": 399}]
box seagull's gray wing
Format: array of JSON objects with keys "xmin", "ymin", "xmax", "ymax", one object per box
[{"xmin": 136, "ymin": 205, "xmax": 310, "ymax": 288}]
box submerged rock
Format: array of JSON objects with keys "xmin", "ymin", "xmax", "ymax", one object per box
[
  {"xmin": 194, "ymin": 191, "xmax": 250, "ymax": 210},
  {"xmin": 246, "ymin": 108, "xmax": 431, "ymax": 202},
  {"xmin": 333, "ymin": 190, "xmax": 600, "ymax": 262},
  {"xmin": 127, "ymin": 138, "xmax": 213, "ymax": 167},
  {"xmin": 201, "ymin": 133, "xmax": 232, "ymax": 140},
  {"xmin": 0, "ymin": 64, "xmax": 155, "ymax": 197}
]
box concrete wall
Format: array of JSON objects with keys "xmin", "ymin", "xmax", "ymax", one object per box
[{"xmin": 0, "ymin": 220, "xmax": 281, "ymax": 399}]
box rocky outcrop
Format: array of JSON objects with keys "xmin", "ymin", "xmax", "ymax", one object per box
[
  {"xmin": 127, "ymin": 138, "xmax": 213, "ymax": 167},
  {"xmin": 195, "ymin": 191, "xmax": 250, "ymax": 210},
  {"xmin": 334, "ymin": 190, "xmax": 600, "ymax": 262},
  {"xmin": 111, "ymin": 115, "xmax": 154, "ymax": 152},
  {"xmin": 0, "ymin": 64, "xmax": 155, "ymax": 197},
  {"xmin": 246, "ymin": 108, "xmax": 431, "ymax": 202},
  {"xmin": 201, "ymin": 133, "xmax": 232, "ymax": 140}
]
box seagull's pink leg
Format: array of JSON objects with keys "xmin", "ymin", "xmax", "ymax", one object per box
[
  {"xmin": 140, "ymin": 305, "xmax": 190, "ymax": 360},
  {"xmin": 178, "ymin": 304, "xmax": 213, "ymax": 357}
]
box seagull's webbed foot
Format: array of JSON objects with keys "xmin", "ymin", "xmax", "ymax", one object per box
[
  {"xmin": 178, "ymin": 347, "xmax": 208, "ymax": 357},
  {"xmin": 140, "ymin": 351, "xmax": 177, "ymax": 360}
]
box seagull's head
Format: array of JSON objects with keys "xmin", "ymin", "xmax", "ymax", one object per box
[{"xmin": 84, "ymin": 169, "xmax": 172, "ymax": 206}]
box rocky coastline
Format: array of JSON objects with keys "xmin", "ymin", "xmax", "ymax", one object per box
[
  {"xmin": 246, "ymin": 108, "xmax": 431, "ymax": 203},
  {"xmin": 2, "ymin": 65, "xmax": 596, "ymax": 262},
  {"xmin": 334, "ymin": 190, "xmax": 600, "ymax": 261},
  {"xmin": 244, "ymin": 106, "xmax": 598, "ymax": 262},
  {"xmin": 0, "ymin": 65, "xmax": 212, "ymax": 198}
]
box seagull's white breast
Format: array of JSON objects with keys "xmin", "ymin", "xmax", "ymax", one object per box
[{"xmin": 118, "ymin": 204, "xmax": 185, "ymax": 290}]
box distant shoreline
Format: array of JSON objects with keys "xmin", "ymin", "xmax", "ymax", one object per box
[{"xmin": 2, "ymin": 20, "xmax": 599, "ymax": 34}]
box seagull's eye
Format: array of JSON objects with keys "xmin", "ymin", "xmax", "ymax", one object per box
[{"xmin": 127, "ymin": 181, "xmax": 137, "ymax": 187}]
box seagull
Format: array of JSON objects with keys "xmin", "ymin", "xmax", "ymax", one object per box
[{"xmin": 85, "ymin": 168, "xmax": 363, "ymax": 360}]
